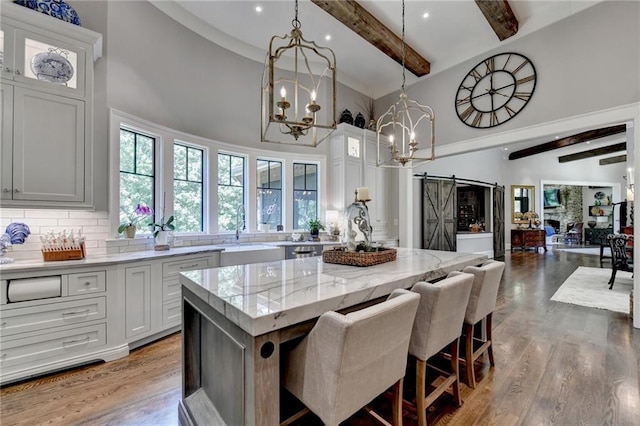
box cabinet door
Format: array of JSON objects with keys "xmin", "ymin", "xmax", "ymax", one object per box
[
  {"xmin": 14, "ymin": 29, "xmax": 86, "ymax": 97},
  {"xmin": 12, "ymin": 87, "xmax": 84, "ymax": 202},
  {"xmin": 0, "ymin": 84, "xmax": 13, "ymax": 200},
  {"xmin": 0, "ymin": 26, "xmax": 17, "ymax": 80},
  {"xmin": 124, "ymin": 265, "xmax": 151, "ymax": 339}
]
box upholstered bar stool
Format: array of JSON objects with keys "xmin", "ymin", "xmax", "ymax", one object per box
[
  {"xmin": 455, "ymin": 260, "xmax": 505, "ymax": 388},
  {"xmin": 282, "ymin": 290, "xmax": 420, "ymax": 426},
  {"xmin": 400, "ymin": 273, "xmax": 474, "ymax": 426}
]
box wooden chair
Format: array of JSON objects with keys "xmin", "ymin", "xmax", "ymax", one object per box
[
  {"xmin": 607, "ymin": 233, "xmax": 634, "ymax": 290},
  {"xmin": 454, "ymin": 260, "xmax": 505, "ymax": 388},
  {"xmin": 281, "ymin": 290, "xmax": 420, "ymax": 426},
  {"xmin": 401, "ymin": 273, "xmax": 474, "ymax": 426}
]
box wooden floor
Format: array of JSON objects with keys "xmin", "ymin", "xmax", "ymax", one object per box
[{"xmin": 2, "ymin": 248, "xmax": 639, "ymax": 425}]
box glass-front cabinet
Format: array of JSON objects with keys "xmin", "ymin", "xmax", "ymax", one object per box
[
  {"xmin": 2, "ymin": 26, "xmax": 86, "ymax": 97},
  {"xmin": 0, "ymin": 2, "xmax": 101, "ymax": 208}
]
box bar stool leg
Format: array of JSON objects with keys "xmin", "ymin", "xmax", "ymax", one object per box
[
  {"xmin": 464, "ymin": 323, "xmax": 475, "ymax": 389},
  {"xmin": 450, "ymin": 339, "xmax": 461, "ymax": 407},
  {"xmin": 416, "ymin": 358, "xmax": 427, "ymax": 426},
  {"xmin": 486, "ymin": 313, "xmax": 495, "ymax": 366}
]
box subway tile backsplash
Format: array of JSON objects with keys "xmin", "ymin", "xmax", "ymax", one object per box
[
  {"xmin": 1, "ymin": 208, "xmax": 110, "ymax": 260},
  {"xmin": 0, "ymin": 208, "xmax": 307, "ymax": 261}
]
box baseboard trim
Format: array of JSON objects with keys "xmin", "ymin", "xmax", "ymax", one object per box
[{"xmin": 0, "ymin": 344, "xmax": 129, "ymax": 385}]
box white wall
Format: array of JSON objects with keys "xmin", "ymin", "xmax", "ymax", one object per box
[{"xmin": 376, "ymin": 1, "xmax": 640, "ymax": 147}]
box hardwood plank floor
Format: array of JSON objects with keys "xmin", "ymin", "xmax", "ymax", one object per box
[{"xmin": 1, "ymin": 249, "xmax": 639, "ymax": 425}]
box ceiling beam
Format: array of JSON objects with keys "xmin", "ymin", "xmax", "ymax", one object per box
[
  {"xmin": 508, "ymin": 124, "xmax": 627, "ymax": 161},
  {"xmin": 599, "ymin": 154, "xmax": 627, "ymax": 166},
  {"xmin": 558, "ymin": 142, "xmax": 626, "ymax": 163},
  {"xmin": 310, "ymin": 0, "xmax": 431, "ymax": 77},
  {"xmin": 474, "ymin": 0, "xmax": 519, "ymax": 41}
]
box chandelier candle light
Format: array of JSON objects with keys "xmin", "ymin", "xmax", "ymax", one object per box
[
  {"xmin": 261, "ymin": 0, "xmax": 336, "ymax": 147},
  {"xmin": 376, "ymin": 0, "xmax": 435, "ymax": 167}
]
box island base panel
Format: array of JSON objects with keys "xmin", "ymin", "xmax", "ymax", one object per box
[{"xmin": 181, "ymin": 287, "xmax": 280, "ymax": 426}]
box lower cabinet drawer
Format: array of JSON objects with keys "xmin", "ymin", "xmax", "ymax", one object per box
[
  {"xmin": 162, "ymin": 278, "xmax": 180, "ymax": 302},
  {"xmin": 0, "ymin": 323, "xmax": 106, "ymax": 369},
  {"xmin": 162, "ymin": 300, "xmax": 181, "ymax": 326},
  {"xmin": 162, "ymin": 257, "xmax": 211, "ymax": 279},
  {"xmin": 68, "ymin": 271, "xmax": 106, "ymax": 295},
  {"xmin": 0, "ymin": 297, "xmax": 106, "ymax": 337}
]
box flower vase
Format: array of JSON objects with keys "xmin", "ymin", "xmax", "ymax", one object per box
[
  {"xmin": 154, "ymin": 231, "xmax": 170, "ymax": 251},
  {"xmin": 125, "ymin": 225, "xmax": 137, "ymax": 239}
]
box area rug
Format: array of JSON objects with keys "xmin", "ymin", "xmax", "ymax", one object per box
[
  {"xmin": 555, "ymin": 247, "xmax": 606, "ymax": 256},
  {"xmin": 550, "ymin": 266, "xmax": 632, "ymax": 314}
]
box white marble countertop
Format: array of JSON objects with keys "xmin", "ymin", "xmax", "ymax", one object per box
[
  {"xmin": 180, "ymin": 248, "xmax": 487, "ymax": 336},
  {"xmin": 0, "ymin": 244, "xmax": 280, "ymax": 274}
]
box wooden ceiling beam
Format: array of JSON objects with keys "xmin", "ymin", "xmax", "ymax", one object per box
[
  {"xmin": 310, "ymin": 0, "xmax": 431, "ymax": 77},
  {"xmin": 474, "ymin": 0, "xmax": 519, "ymax": 41},
  {"xmin": 508, "ymin": 124, "xmax": 626, "ymax": 161},
  {"xmin": 599, "ymin": 154, "xmax": 627, "ymax": 166},
  {"xmin": 558, "ymin": 142, "xmax": 626, "ymax": 163}
]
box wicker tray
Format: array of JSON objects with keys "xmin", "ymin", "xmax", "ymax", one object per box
[
  {"xmin": 42, "ymin": 242, "xmax": 86, "ymax": 262},
  {"xmin": 322, "ymin": 248, "xmax": 397, "ymax": 267}
]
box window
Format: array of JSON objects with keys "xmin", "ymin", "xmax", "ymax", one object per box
[
  {"xmin": 119, "ymin": 128, "xmax": 155, "ymax": 229},
  {"xmin": 256, "ymin": 160, "xmax": 282, "ymax": 228},
  {"xmin": 218, "ymin": 153, "xmax": 245, "ymax": 231},
  {"xmin": 174, "ymin": 143, "xmax": 204, "ymax": 232},
  {"xmin": 293, "ymin": 163, "xmax": 318, "ymax": 229}
]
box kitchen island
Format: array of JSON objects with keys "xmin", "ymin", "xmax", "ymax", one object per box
[{"xmin": 179, "ymin": 247, "xmax": 487, "ymax": 426}]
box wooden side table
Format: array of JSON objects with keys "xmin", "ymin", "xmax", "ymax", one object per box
[{"xmin": 511, "ymin": 229, "xmax": 547, "ymax": 252}]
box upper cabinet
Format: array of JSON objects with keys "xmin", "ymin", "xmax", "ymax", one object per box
[{"xmin": 0, "ymin": 2, "xmax": 102, "ymax": 209}]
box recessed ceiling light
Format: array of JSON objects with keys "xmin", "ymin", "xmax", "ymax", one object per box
[
  {"xmin": 586, "ymin": 141, "xmax": 591, "ymax": 144},
  {"xmin": 325, "ymin": 34, "xmax": 331, "ymax": 41},
  {"xmin": 255, "ymin": 5, "xmax": 262, "ymax": 13},
  {"xmin": 422, "ymin": 11, "xmax": 430, "ymax": 19},
  {"xmin": 503, "ymin": 147, "xmax": 508, "ymax": 151},
  {"xmin": 555, "ymin": 136, "xmax": 560, "ymax": 139}
]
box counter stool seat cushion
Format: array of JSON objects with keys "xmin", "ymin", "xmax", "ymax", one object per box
[{"xmin": 283, "ymin": 290, "xmax": 420, "ymax": 426}]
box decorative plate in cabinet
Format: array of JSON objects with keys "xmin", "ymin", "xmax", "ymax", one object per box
[{"xmin": 30, "ymin": 49, "xmax": 74, "ymax": 84}]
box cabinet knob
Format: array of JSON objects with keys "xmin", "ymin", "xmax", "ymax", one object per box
[
  {"xmin": 2, "ymin": 188, "xmax": 10, "ymax": 193},
  {"xmin": 3, "ymin": 67, "xmax": 12, "ymax": 73},
  {"xmin": 13, "ymin": 188, "xmax": 20, "ymax": 193},
  {"xmin": 14, "ymin": 69, "xmax": 21, "ymax": 76}
]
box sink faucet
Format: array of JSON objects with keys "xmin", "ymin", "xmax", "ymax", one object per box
[{"xmin": 235, "ymin": 204, "xmax": 245, "ymax": 241}]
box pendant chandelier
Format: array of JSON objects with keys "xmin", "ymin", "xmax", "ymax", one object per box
[
  {"xmin": 376, "ymin": 0, "xmax": 435, "ymax": 167},
  {"xmin": 261, "ymin": 0, "xmax": 337, "ymax": 147}
]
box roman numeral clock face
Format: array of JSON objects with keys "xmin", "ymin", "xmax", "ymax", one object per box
[{"xmin": 455, "ymin": 52, "xmax": 537, "ymax": 128}]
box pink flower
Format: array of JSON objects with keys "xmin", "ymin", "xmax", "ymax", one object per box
[{"xmin": 135, "ymin": 203, "xmax": 153, "ymax": 216}]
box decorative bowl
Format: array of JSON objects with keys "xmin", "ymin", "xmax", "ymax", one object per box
[
  {"xmin": 588, "ymin": 220, "xmax": 597, "ymax": 228},
  {"xmin": 14, "ymin": 0, "xmax": 81, "ymax": 26}
]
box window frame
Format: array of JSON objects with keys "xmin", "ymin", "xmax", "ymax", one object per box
[
  {"xmin": 217, "ymin": 152, "xmax": 247, "ymax": 233},
  {"xmin": 256, "ymin": 159, "xmax": 283, "ymax": 228},
  {"xmin": 173, "ymin": 141, "xmax": 206, "ymax": 233},
  {"xmin": 109, "ymin": 109, "xmax": 325, "ymax": 237},
  {"xmin": 293, "ymin": 162, "xmax": 319, "ymax": 231}
]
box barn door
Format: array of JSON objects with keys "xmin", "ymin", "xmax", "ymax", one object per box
[
  {"xmin": 493, "ymin": 185, "xmax": 505, "ymax": 258},
  {"xmin": 423, "ymin": 178, "xmax": 457, "ymax": 251}
]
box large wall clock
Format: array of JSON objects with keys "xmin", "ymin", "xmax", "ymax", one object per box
[{"xmin": 455, "ymin": 52, "xmax": 537, "ymax": 128}]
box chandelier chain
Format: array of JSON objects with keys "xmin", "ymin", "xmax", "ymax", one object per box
[
  {"xmin": 401, "ymin": 0, "xmax": 406, "ymax": 92},
  {"xmin": 293, "ymin": 0, "xmax": 300, "ymax": 28}
]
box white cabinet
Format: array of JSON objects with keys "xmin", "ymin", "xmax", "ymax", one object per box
[
  {"xmin": 0, "ymin": 266, "xmax": 115, "ymax": 385},
  {"xmin": 121, "ymin": 252, "xmax": 220, "ymax": 344},
  {"xmin": 330, "ymin": 123, "xmax": 365, "ymax": 212},
  {"xmin": 329, "ymin": 123, "xmax": 391, "ymax": 239},
  {"xmin": 0, "ymin": 2, "xmax": 101, "ymax": 208},
  {"xmin": 123, "ymin": 264, "xmax": 152, "ymax": 339}
]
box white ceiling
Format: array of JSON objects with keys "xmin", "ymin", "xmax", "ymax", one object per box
[{"xmin": 150, "ymin": 0, "xmax": 602, "ymax": 98}]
